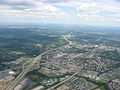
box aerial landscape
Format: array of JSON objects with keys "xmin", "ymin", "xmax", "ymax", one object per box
[{"xmin": 0, "ymin": 0, "xmax": 120, "ymax": 90}]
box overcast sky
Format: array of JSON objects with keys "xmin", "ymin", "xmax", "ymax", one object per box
[{"xmin": 0, "ymin": 0, "xmax": 120, "ymax": 26}]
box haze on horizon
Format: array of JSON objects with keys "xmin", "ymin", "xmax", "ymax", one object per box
[{"xmin": 0, "ymin": 0, "xmax": 120, "ymax": 27}]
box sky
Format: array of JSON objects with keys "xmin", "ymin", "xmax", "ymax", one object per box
[{"xmin": 0, "ymin": 0, "xmax": 120, "ymax": 26}]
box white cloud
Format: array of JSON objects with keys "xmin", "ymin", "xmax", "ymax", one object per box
[
  {"xmin": 77, "ymin": 3, "xmax": 100, "ymax": 14},
  {"xmin": 38, "ymin": 0, "xmax": 71, "ymax": 3},
  {"xmin": 76, "ymin": 2, "xmax": 103, "ymax": 21},
  {"xmin": 0, "ymin": 1, "xmax": 70, "ymax": 18},
  {"xmin": 77, "ymin": 14, "xmax": 104, "ymax": 21},
  {"xmin": 26, "ymin": 2, "xmax": 59, "ymax": 12},
  {"xmin": 109, "ymin": 14, "xmax": 120, "ymax": 18},
  {"xmin": 111, "ymin": 18, "xmax": 120, "ymax": 21},
  {"xmin": 73, "ymin": 0, "xmax": 120, "ymax": 23},
  {"xmin": 0, "ymin": 0, "xmax": 120, "ymax": 25}
]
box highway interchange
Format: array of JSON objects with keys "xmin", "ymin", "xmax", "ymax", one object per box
[{"xmin": 5, "ymin": 34, "xmax": 77, "ymax": 90}]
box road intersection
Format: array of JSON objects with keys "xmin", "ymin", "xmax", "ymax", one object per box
[{"xmin": 5, "ymin": 34, "xmax": 72, "ymax": 90}]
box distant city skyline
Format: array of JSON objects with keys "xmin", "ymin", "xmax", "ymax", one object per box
[{"xmin": 0, "ymin": 0, "xmax": 120, "ymax": 26}]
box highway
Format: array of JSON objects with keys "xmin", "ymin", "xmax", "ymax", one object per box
[
  {"xmin": 47, "ymin": 69, "xmax": 81, "ymax": 90},
  {"xmin": 5, "ymin": 57, "xmax": 41, "ymax": 90},
  {"xmin": 5, "ymin": 34, "xmax": 72, "ymax": 90}
]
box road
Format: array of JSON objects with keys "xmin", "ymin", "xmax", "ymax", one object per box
[
  {"xmin": 5, "ymin": 57, "xmax": 41, "ymax": 90},
  {"xmin": 5, "ymin": 34, "xmax": 72, "ymax": 90},
  {"xmin": 47, "ymin": 70, "xmax": 81, "ymax": 90}
]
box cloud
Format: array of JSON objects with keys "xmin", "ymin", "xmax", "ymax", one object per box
[
  {"xmin": 77, "ymin": 3, "xmax": 100, "ymax": 14},
  {"xmin": 77, "ymin": 14, "xmax": 104, "ymax": 21},
  {"xmin": 0, "ymin": 0, "xmax": 34, "ymax": 6},
  {"xmin": 38, "ymin": 0, "xmax": 71, "ymax": 3},
  {"xmin": 112, "ymin": 18, "xmax": 120, "ymax": 21},
  {"xmin": 73, "ymin": 0, "xmax": 120, "ymax": 23},
  {"xmin": 107, "ymin": 14, "xmax": 120, "ymax": 22},
  {"xmin": 0, "ymin": 0, "xmax": 71, "ymax": 7},
  {"xmin": 76, "ymin": 2, "xmax": 103, "ymax": 21},
  {"xmin": 109, "ymin": 14, "xmax": 120, "ymax": 18},
  {"xmin": 0, "ymin": 0, "xmax": 120, "ymax": 26},
  {"xmin": 0, "ymin": 1, "xmax": 70, "ymax": 18}
]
